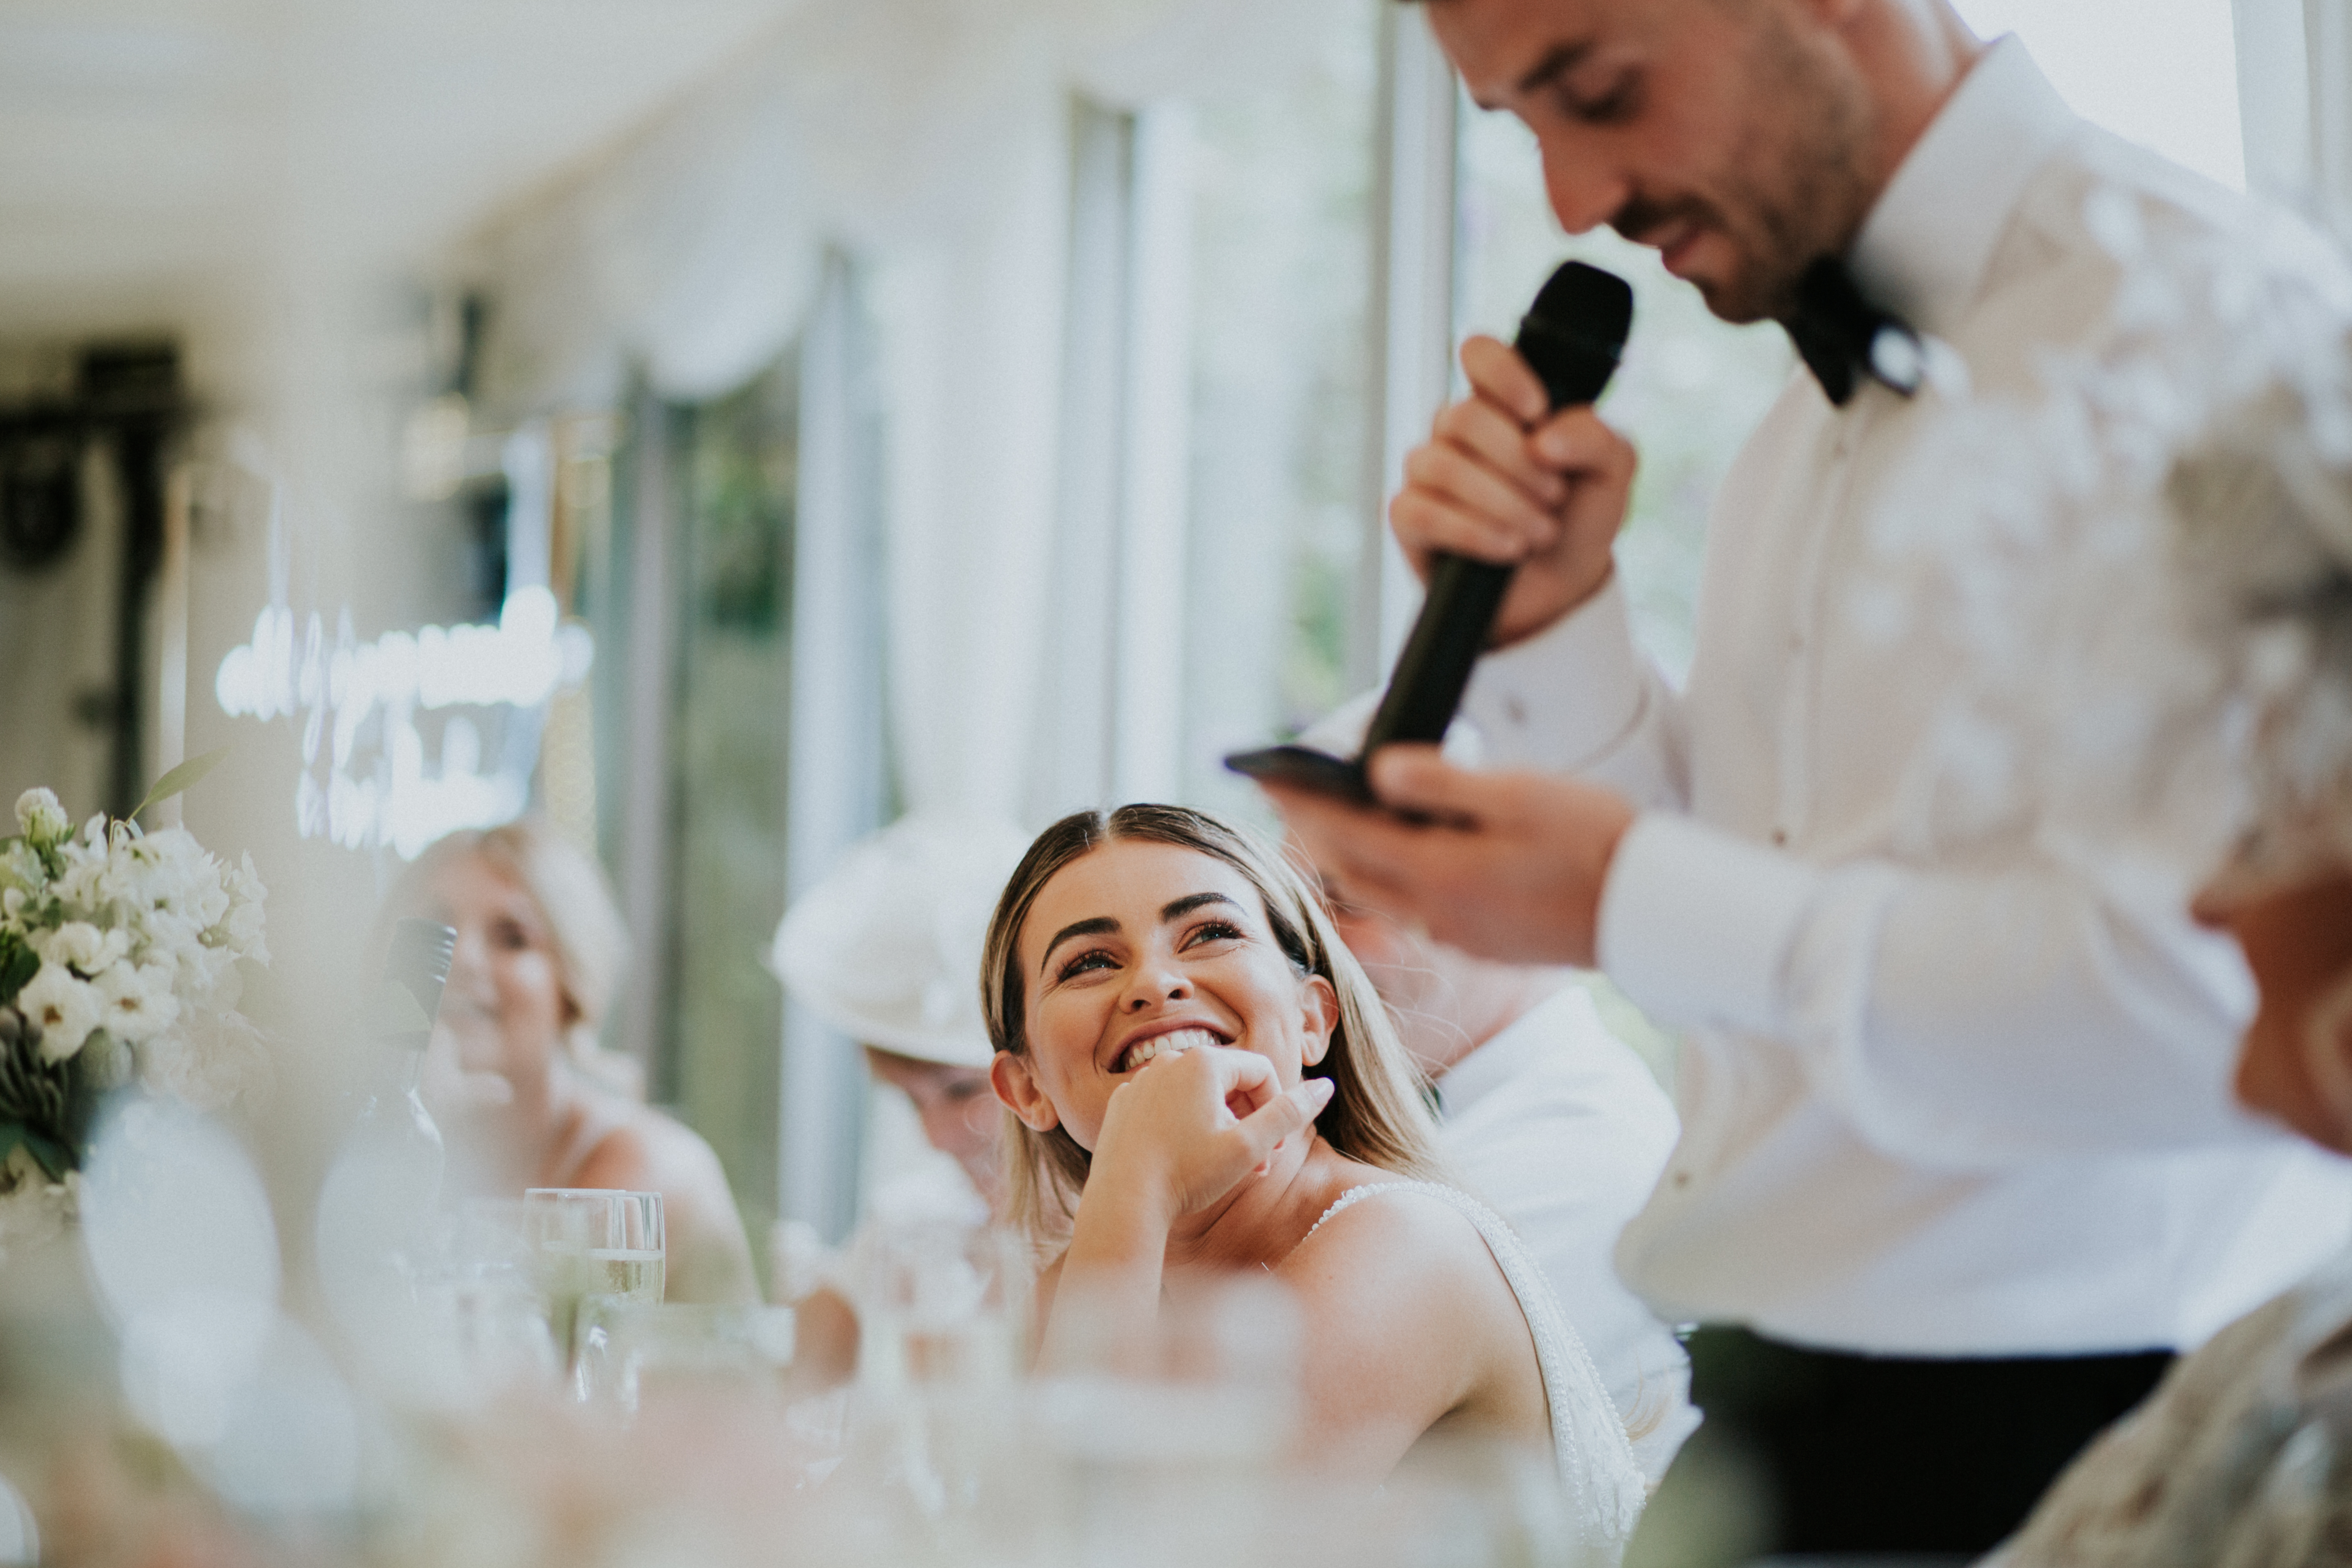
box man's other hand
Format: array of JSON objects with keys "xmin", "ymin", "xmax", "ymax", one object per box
[
  {"xmin": 1264, "ymin": 745, "xmax": 1637, "ymax": 969},
  {"xmin": 1391, "ymin": 335, "xmax": 1636, "ymax": 649}
]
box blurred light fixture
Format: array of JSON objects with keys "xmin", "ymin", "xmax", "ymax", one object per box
[{"xmin": 213, "ymin": 586, "xmax": 594, "ymax": 857}]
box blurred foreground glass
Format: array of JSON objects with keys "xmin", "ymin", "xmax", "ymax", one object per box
[
  {"xmin": 576, "ymin": 1301, "xmax": 797, "ymax": 1413},
  {"xmin": 416, "ymin": 1197, "xmax": 559, "ymax": 1394},
  {"xmin": 853, "ymin": 1216, "xmax": 1026, "ymax": 1388},
  {"xmin": 523, "ymin": 1188, "xmax": 664, "ymax": 1373}
]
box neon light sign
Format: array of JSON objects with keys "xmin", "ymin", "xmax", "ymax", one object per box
[{"xmin": 214, "ymin": 586, "xmax": 592, "ymax": 858}]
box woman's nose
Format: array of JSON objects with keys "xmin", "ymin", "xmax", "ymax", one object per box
[{"xmin": 1120, "ymin": 961, "xmax": 1189, "ymax": 1010}]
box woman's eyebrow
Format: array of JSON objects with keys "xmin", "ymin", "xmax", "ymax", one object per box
[
  {"xmin": 1039, "ymin": 916, "xmax": 1119, "ymax": 975},
  {"xmin": 1160, "ymin": 892, "xmax": 1240, "ymax": 923}
]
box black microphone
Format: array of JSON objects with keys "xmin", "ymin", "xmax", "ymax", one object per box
[
  {"xmin": 1224, "ymin": 260, "xmax": 1633, "ymax": 805},
  {"xmin": 1358, "ymin": 260, "xmax": 1634, "ymax": 751}
]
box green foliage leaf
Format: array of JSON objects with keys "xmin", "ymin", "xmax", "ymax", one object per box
[
  {"xmin": 0, "ymin": 932, "xmax": 35, "ymax": 1004},
  {"xmin": 19, "ymin": 1128, "xmax": 72, "ymax": 1175},
  {"xmin": 133, "ymin": 745, "xmax": 230, "ymax": 822}
]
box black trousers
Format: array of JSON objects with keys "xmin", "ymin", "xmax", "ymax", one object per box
[{"xmin": 1628, "ymin": 1326, "xmax": 2174, "ymax": 1564}]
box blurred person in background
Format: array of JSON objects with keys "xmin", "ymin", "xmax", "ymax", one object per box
[
  {"xmin": 767, "ymin": 813, "xmax": 1032, "ymax": 1383},
  {"xmin": 1301, "ymin": 706, "xmax": 1693, "ymax": 1482},
  {"xmin": 390, "ymin": 819, "xmax": 759, "ymax": 1304},
  {"xmin": 985, "ymin": 805, "xmax": 1645, "ymax": 1546}
]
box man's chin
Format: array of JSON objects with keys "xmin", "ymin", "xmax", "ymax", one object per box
[{"xmin": 1686, "ymin": 269, "xmax": 1779, "ymax": 327}]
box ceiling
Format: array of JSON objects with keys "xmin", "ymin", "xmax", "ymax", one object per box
[{"xmin": 0, "ymin": 0, "xmax": 802, "ymax": 341}]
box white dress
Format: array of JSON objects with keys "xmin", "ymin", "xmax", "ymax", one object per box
[{"xmin": 1305, "ymin": 1180, "xmax": 1650, "ymax": 1558}]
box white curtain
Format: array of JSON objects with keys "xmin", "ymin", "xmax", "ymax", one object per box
[{"xmin": 465, "ymin": 0, "xmax": 1337, "ymax": 824}]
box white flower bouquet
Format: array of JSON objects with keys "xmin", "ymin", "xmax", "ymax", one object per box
[{"xmin": 0, "ymin": 769, "xmax": 269, "ymax": 1251}]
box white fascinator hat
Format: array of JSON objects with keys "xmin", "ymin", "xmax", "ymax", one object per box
[{"xmin": 770, "ymin": 814, "xmax": 1034, "ymax": 1070}]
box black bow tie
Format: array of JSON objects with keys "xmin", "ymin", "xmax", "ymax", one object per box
[{"xmin": 1783, "ymin": 257, "xmax": 1926, "ymax": 407}]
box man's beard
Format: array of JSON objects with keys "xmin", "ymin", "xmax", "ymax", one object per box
[{"xmin": 1617, "ymin": 22, "xmax": 1878, "ymax": 324}]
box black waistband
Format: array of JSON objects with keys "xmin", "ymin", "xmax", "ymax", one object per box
[{"xmin": 1652, "ymin": 1325, "xmax": 2176, "ymax": 1558}]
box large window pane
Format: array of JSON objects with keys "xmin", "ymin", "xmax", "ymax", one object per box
[
  {"xmin": 664, "ymin": 360, "xmax": 797, "ymax": 1252},
  {"xmin": 1179, "ymin": 0, "xmax": 1382, "ymax": 815}
]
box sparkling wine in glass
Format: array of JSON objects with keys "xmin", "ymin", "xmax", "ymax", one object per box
[
  {"xmin": 591, "ymin": 1190, "xmax": 665, "ymax": 1308},
  {"xmin": 525, "ymin": 1189, "xmax": 665, "ymax": 1369}
]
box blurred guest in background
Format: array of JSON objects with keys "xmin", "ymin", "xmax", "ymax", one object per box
[
  {"xmin": 1320, "ymin": 864, "xmax": 1692, "ymax": 1479},
  {"xmin": 768, "ymin": 813, "xmax": 1032, "ymax": 1382},
  {"xmin": 985, "ymin": 805, "xmax": 1645, "ymax": 1546},
  {"xmin": 1301, "ymin": 705, "xmax": 1693, "ymax": 1480},
  {"xmin": 391, "ymin": 819, "xmax": 758, "ymax": 1304}
]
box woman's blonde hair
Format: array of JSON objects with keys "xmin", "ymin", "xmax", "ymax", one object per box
[
  {"xmin": 392, "ymin": 817, "xmax": 641, "ymax": 1095},
  {"xmin": 981, "ymin": 804, "xmax": 1445, "ymax": 1238}
]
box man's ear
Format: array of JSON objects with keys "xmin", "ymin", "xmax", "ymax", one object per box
[
  {"xmin": 1298, "ymin": 974, "xmax": 1339, "ymax": 1068},
  {"xmin": 991, "ymin": 1052, "xmax": 1062, "ymax": 1133}
]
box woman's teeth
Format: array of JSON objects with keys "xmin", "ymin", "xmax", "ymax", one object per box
[{"xmin": 1119, "ymin": 1028, "xmax": 1221, "ymax": 1073}]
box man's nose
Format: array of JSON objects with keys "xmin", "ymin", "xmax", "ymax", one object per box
[{"xmin": 1540, "ymin": 136, "xmax": 1631, "ymax": 238}]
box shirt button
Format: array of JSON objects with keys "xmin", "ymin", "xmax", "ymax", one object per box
[
  {"xmin": 1505, "ymin": 696, "xmax": 1526, "ymax": 724},
  {"xmin": 1789, "ymin": 631, "xmax": 1804, "ymax": 652},
  {"xmin": 1673, "ymin": 1170, "xmax": 1692, "ymax": 1189},
  {"xmin": 1772, "ymin": 829, "xmax": 1788, "ymax": 847}
]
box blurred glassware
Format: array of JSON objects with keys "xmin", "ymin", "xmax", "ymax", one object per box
[
  {"xmin": 852, "ymin": 1214, "xmax": 1025, "ymax": 1390},
  {"xmin": 523, "ymin": 1188, "xmax": 664, "ymax": 1379},
  {"xmin": 575, "ymin": 1301, "xmax": 797, "ymax": 1413}
]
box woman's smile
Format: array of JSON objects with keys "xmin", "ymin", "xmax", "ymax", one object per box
[{"xmin": 1111, "ymin": 1023, "xmax": 1230, "ymax": 1076}]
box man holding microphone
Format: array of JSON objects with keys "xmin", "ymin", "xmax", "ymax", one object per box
[{"xmin": 1267, "ymin": 0, "xmax": 2352, "ymax": 1554}]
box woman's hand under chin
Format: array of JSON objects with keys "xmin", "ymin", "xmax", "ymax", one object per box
[
  {"xmin": 1087, "ymin": 1045, "xmax": 1336, "ymax": 1228},
  {"xmin": 1040, "ymin": 1047, "xmax": 1333, "ymax": 1375}
]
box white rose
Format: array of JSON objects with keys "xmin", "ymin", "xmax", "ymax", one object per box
[
  {"xmin": 0, "ymin": 841, "xmax": 43, "ymax": 892},
  {"xmin": 41, "ymin": 921, "xmax": 128, "ymax": 977},
  {"xmin": 17, "ymin": 961, "xmax": 100, "ymax": 1061},
  {"xmin": 221, "ymin": 910, "xmax": 268, "ymax": 968},
  {"xmin": 12, "ymin": 790, "xmax": 68, "ymax": 847},
  {"xmin": 92, "ymin": 961, "xmax": 178, "ymax": 1044},
  {"xmin": 137, "ymin": 909, "xmax": 204, "ymax": 975},
  {"xmin": 51, "ymin": 846, "xmax": 111, "ymax": 915}
]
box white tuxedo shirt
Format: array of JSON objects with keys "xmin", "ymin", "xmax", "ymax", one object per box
[
  {"xmin": 1459, "ymin": 38, "xmax": 2352, "ymax": 1356},
  {"xmin": 1435, "ymin": 986, "xmax": 1695, "ymax": 1478}
]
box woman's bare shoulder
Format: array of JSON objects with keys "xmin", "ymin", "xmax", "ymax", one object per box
[
  {"xmin": 566, "ymin": 1099, "xmax": 731, "ymax": 1201},
  {"xmin": 1278, "ymin": 1180, "xmax": 1503, "ymax": 1301}
]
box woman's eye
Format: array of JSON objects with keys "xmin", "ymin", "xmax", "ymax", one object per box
[
  {"xmin": 491, "ymin": 920, "xmax": 531, "ymax": 951},
  {"xmin": 1056, "ymin": 949, "xmax": 1116, "ymax": 983},
  {"xmin": 1184, "ymin": 919, "xmax": 1244, "ymax": 949}
]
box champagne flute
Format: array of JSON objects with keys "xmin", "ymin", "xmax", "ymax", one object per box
[
  {"xmin": 596, "ymin": 1190, "xmax": 665, "ymax": 1308},
  {"xmin": 524, "ymin": 1189, "xmax": 665, "ymax": 1371}
]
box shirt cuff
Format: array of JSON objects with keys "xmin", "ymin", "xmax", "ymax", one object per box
[
  {"xmin": 1597, "ymin": 813, "xmax": 1822, "ymax": 1036},
  {"xmin": 1459, "ymin": 576, "xmax": 1652, "ymax": 773}
]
